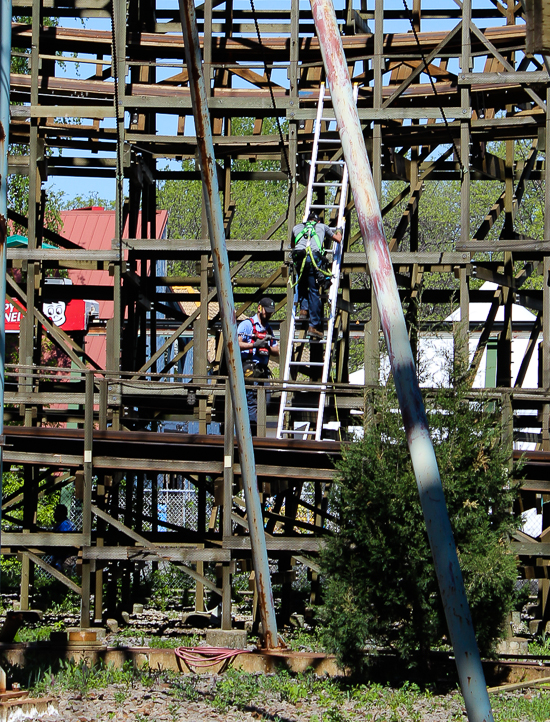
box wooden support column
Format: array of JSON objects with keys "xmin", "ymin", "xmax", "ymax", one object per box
[
  {"xmin": 542, "ymin": 86, "xmax": 550, "ymax": 451},
  {"xmin": 195, "ymin": 479, "xmax": 206, "ymax": 612},
  {"xmin": 20, "ymin": 0, "xmax": 43, "ymax": 427},
  {"xmin": 20, "ymin": 466, "xmax": 38, "ymax": 610},
  {"xmin": 457, "ymin": 267, "xmax": 470, "ymax": 369},
  {"xmin": 94, "ymin": 473, "xmax": 107, "ymax": 624},
  {"xmin": 457, "ymin": 0, "xmax": 472, "ymax": 370},
  {"xmin": 364, "ymin": 0, "xmax": 383, "ymax": 413},
  {"xmin": 80, "ymin": 372, "xmax": 94, "ymax": 628},
  {"xmin": 283, "ymin": 0, "xmax": 300, "ymax": 365},
  {"xmin": 222, "ymin": 388, "xmax": 234, "ymax": 629}
]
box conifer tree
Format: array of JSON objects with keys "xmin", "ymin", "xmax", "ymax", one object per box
[{"xmin": 320, "ymin": 364, "xmax": 522, "ymax": 672}]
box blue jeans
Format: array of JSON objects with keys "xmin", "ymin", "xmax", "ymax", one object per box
[
  {"xmin": 298, "ymin": 255, "xmax": 322, "ymax": 327},
  {"xmin": 243, "ymin": 363, "xmax": 270, "ymax": 426}
]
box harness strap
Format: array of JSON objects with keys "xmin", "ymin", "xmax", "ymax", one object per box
[
  {"xmin": 289, "ymin": 245, "xmax": 332, "ymax": 289},
  {"xmin": 293, "ymin": 221, "xmax": 323, "ymax": 254}
]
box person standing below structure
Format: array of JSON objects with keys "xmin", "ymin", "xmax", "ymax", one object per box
[
  {"xmin": 237, "ymin": 297, "xmax": 280, "ymax": 433},
  {"xmin": 52, "ymin": 503, "xmax": 77, "ymax": 574},
  {"xmin": 291, "ymin": 211, "xmax": 342, "ymax": 339}
]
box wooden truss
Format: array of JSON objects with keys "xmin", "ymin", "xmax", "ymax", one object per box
[{"xmin": 5, "ymin": 0, "xmax": 550, "ymax": 630}]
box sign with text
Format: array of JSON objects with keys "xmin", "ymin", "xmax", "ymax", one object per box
[{"xmin": 5, "ymin": 299, "xmax": 92, "ymax": 333}]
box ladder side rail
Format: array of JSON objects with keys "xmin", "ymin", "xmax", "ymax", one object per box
[
  {"xmin": 314, "ymin": 238, "xmax": 342, "ymax": 440},
  {"xmin": 279, "ymin": 83, "xmax": 326, "ymax": 439},
  {"xmin": 276, "ymin": 287, "xmax": 299, "ymax": 438},
  {"xmin": 314, "ymin": 85, "xmax": 359, "ymax": 440},
  {"xmin": 303, "ymin": 83, "xmax": 327, "ymax": 221}
]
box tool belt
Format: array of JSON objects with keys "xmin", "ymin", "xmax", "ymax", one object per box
[{"xmin": 243, "ymin": 361, "xmax": 269, "ymax": 380}]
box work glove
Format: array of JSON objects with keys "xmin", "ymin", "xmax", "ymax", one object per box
[{"xmin": 253, "ymin": 338, "xmax": 269, "ymax": 348}]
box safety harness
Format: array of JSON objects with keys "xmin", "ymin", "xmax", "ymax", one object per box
[
  {"xmin": 290, "ymin": 221, "xmax": 332, "ymax": 289},
  {"xmin": 242, "ymin": 316, "xmax": 272, "ymax": 379}
]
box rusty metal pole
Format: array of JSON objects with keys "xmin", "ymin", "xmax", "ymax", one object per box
[
  {"xmin": 310, "ymin": 1, "xmax": 493, "ymax": 721},
  {"xmin": 0, "ymin": 0, "xmax": 12, "ymax": 588},
  {"xmin": 178, "ymin": 0, "xmax": 279, "ymax": 648}
]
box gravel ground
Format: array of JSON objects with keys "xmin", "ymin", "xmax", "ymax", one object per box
[{"xmin": 30, "ymin": 680, "xmax": 470, "ymax": 722}]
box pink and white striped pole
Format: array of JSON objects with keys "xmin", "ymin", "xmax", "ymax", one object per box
[{"xmin": 310, "ymin": 1, "xmax": 493, "ymax": 720}]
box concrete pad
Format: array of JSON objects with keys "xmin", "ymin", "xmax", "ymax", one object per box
[
  {"xmin": 496, "ymin": 637, "xmax": 529, "ymax": 655},
  {"xmin": 205, "ymin": 629, "xmax": 248, "ymax": 650}
]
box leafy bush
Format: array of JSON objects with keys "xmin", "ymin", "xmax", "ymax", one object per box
[{"xmin": 320, "ymin": 369, "xmax": 521, "ymax": 672}]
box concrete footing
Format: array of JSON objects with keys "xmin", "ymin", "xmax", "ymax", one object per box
[
  {"xmin": 496, "ymin": 637, "xmax": 529, "ymax": 655},
  {"xmin": 205, "ymin": 629, "xmax": 247, "ymax": 649}
]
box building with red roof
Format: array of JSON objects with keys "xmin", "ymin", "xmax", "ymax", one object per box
[{"xmin": 60, "ymin": 207, "xmax": 169, "ymax": 369}]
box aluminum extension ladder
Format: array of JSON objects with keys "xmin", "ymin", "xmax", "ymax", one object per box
[{"xmin": 276, "ymin": 83, "xmax": 357, "ymax": 441}]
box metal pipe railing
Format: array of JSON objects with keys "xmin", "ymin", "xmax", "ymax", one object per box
[
  {"xmin": 178, "ymin": 0, "xmax": 279, "ymax": 648},
  {"xmin": 309, "ymin": 0, "xmax": 493, "ymax": 720}
]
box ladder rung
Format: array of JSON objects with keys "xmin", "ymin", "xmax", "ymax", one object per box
[
  {"xmin": 285, "ymin": 382, "xmax": 327, "ymax": 394},
  {"xmin": 280, "ymin": 429, "xmax": 316, "ymax": 435},
  {"xmin": 289, "ymin": 361, "xmax": 324, "ymax": 366},
  {"xmin": 292, "ymin": 339, "xmax": 328, "ymax": 344},
  {"xmin": 312, "ymin": 182, "xmax": 343, "ymax": 187},
  {"xmin": 317, "ymin": 138, "xmax": 338, "ymax": 143},
  {"xmin": 284, "ymin": 406, "xmax": 319, "ymax": 412},
  {"xmin": 314, "ymin": 160, "xmax": 345, "ymax": 165},
  {"xmin": 310, "ymin": 204, "xmax": 339, "ymax": 209}
]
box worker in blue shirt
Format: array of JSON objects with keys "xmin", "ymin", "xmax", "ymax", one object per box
[
  {"xmin": 52, "ymin": 504, "xmax": 77, "ymax": 573},
  {"xmin": 237, "ymin": 297, "xmax": 280, "ymax": 433}
]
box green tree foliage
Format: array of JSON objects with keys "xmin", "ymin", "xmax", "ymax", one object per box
[
  {"xmin": 156, "ymin": 117, "xmax": 290, "ymax": 278},
  {"xmin": 60, "ymin": 192, "xmax": 116, "ymax": 210},
  {"xmin": 1, "ymin": 468, "xmax": 63, "ymax": 587},
  {"xmin": 319, "ymin": 365, "xmax": 521, "ymax": 672}
]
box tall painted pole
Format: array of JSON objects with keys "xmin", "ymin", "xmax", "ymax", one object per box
[
  {"xmin": 0, "ymin": 0, "xmax": 12, "ymax": 588},
  {"xmin": 178, "ymin": 0, "xmax": 279, "ymax": 648},
  {"xmin": 310, "ymin": 1, "xmax": 493, "ymax": 720}
]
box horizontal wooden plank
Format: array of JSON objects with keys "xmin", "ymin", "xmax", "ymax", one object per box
[
  {"xmin": 5, "ymin": 393, "xmax": 95, "ymax": 404},
  {"xmin": 2, "ymin": 533, "xmax": 86, "ymax": 546},
  {"xmin": 82, "ymin": 546, "xmax": 230, "ymax": 562},
  {"xmin": 26, "ymin": 106, "xmax": 116, "ymax": 119},
  {"xmin": 7, "ymin": 249, "xmax": 119, "ymax": 261},
  {"xmin": 459, "ymin": 72, "xmax": 549, "ymax": 84},
  {"xmin": 457, "ymin": 240, "xmax": 550, "ymax": 252},
  {"xmin": 224, "ymin": 536, "xmax": 323, "ymax": 551},
  {"xmin": 511, "ymin": 542, "xmax": 550, "ymax": 557},
  {"xmin": 93, "ymin": 457, "xmax": 225, "ymax": 473},
  {"xmin": 3, "ymin": 453, "xmax": 83, "ymax": 466},
  {"xmin": 521, "ymin": 479, "xmax": 550, "ymax": 493},
  {"xmin": 290, "ymin": 107, "xmax": 469, "ymax": 120}
]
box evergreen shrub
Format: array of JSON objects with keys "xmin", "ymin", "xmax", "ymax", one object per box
[{"xmin": 320, "ymin": 369, "xmax": 522, "ymax": 672}]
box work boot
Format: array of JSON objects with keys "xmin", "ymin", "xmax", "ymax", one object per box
[{"xmin": 308, "ymin": 326, "xmax": 323, "ymax": 340}]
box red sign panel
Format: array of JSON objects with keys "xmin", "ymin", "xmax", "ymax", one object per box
[{"xmin": 5, "ymin": 299, "xmax": 89, "ymax": 333}]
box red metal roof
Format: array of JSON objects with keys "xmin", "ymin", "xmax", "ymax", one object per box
[
  {"xmin": 59, "ymin": 207, "xmax": 168, "ymax": 368},
  {"xmin": 61, "ymin": 207, "xmax": 168, "ymax": 320}
]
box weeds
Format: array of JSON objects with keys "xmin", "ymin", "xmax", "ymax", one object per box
[
  {"xmin": 491, "ymin": 690, "xmax": 550, "ymax": 721},
  {"xmin": 528, "ymin": 633, "xmax": 550, "ymax": 657},
  {"xmin": 21, "ymin": 657, "xmax": 550, "ymax": 722},
  {"xmin": 30, "ymin": 659, "xmax": 143, "ymax": 697}
]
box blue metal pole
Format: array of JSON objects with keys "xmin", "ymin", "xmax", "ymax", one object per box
[
  {"xmin": 310, "ymin": 1, "xmax": 493, "ymax": 720},
  {"xmin": 178, "ymin": 0, "xmax": 279, "ymax": 649},
  {"xmin": 0, "ymin": 0, "xmax": 12, "ymax": 589}
]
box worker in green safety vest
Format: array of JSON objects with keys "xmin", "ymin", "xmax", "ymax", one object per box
[{"xmin": 291, "ymin": 211, "xmax": 342, "ymax": 339}]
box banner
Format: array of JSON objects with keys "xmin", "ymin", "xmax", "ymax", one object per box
[{"xmin": 5, "ymin": 299, "xmax": 97, "ymax": 333}]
